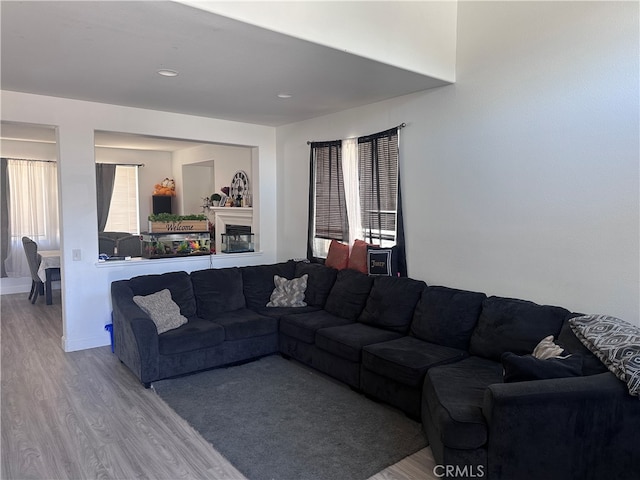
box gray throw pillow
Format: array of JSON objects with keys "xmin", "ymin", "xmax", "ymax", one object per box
[
  {"xmin": 133, "ymin": 288, "xmax": 188, "ymax": 334},
  {"xmin": 267, "ymin": 274, "xmax": 308, "ymax": 307},
  {"xmin": 532, "ymin": 335, "xmax": 567, "ymax": 359}
]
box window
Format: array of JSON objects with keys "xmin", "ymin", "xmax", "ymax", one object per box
[
  {"xmin": 307, "ymin": 141, "xmax": 348, "ymax": 259},
  {"xmin": 2, "ymin": 158, "xmax": 60, "ymax": 277},
  {"xmin": 104, "ymin": 165, "xmax": 140, "ymax": 234},
  {"xmin": 307, "ymin": 126, "xmax": 406, "ymax": 275}
]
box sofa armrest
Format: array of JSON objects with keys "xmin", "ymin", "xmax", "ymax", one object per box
[
  {"xmin": 483, "ymin": 373, "xmax": 640, "ymax": 480},
  {"xmin": 111, "ymin": 281, "xmax": 160, "ymax": 385}
]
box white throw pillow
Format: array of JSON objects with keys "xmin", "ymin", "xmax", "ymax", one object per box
[
  {"xmin": 133, "ymin": 289, "xmax": 188, "ymax": 334},
  {"xmin": 267, "ymin": 274, "xmax": 308, "ymax": 307},
  {"xmin": 532, "ymin": 335, "xmax": 567, "ymax": 360}
]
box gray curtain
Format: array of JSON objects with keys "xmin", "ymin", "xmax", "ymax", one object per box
[
  {"xmin": 1, "ymin": 158, "xmax": 9, "ymax": 277},
  {"xmin": 96, "ymin": 164, "xmax": 117, "ymax": 232}
]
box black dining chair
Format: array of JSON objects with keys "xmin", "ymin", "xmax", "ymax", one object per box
[{"xmin": 21, "ymin": 236, "xmax": 44, "ymax": 304}]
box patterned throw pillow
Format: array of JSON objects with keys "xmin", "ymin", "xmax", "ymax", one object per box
[
  {"xmin": 267, "ymin": 274, "xmax": 308, "ymax": 307},
  {"xmin": 569, "ymin": 314, "xmax": 640, "ymax": 397},
  {"xmin": 133, "ymin": 289, "xmax": 188, "ymax": 334}
]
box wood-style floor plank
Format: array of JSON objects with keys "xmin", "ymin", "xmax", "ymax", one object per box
[{"xmin": 1, "ymin": 292, "xmax": 437, "ymax": 480}]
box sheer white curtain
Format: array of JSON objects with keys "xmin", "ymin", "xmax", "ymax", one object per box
[
  {"xmin": 4, "ymin": 159, "xmax": 60, "ymax": 278},
  {"xmin": 342, "ymin": 138, "xmax": 363, "ymax": 247}
]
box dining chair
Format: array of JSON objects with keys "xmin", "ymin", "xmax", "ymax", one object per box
[{"xmin": 21, "ymin": 236, "xmax": 44, "ymax": 304}]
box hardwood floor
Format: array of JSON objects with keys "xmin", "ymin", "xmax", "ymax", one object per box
[{"xmin": 1, "ymin": 292, "xmax": 437, "ymax": 480}]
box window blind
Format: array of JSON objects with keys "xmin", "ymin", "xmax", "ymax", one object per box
[
  {"xmin": 358, "ymin": 128, "xmax": 399, "ymax": 245},
  {"xmin": 311, "ymin": 141, "xmax": 348, "ymax": 242}
]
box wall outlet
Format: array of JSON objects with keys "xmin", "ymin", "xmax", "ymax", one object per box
[{"xmin": 72, "ymin": 249, "xmax": 81, "ymax": 261}]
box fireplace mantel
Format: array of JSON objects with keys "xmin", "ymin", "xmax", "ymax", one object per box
[{"xmin": 210, "ymin": 207, "xmax": 253, "ymax": 254}]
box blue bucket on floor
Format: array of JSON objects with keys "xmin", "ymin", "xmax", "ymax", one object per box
[{"xmin": 105, "ymin": 323, "xmax": 114, "ymax": 353}]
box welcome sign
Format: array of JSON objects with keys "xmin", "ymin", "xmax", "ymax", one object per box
[{"xmin": 149, "ymin": 220, "xmax": 208, "ymax": 233}]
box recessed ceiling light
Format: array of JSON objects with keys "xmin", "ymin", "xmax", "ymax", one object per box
[
  {"xmin": 157, "ymin": 69, "xmax": 179, "ymax": 77},
  {"xmin": 277, "ymin": 93, "xmax": 293, "ymax": 99}
]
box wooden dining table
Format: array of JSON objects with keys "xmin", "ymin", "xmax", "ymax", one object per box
[{"xmin": 37, "ymin": 250, "xmax": 61, "ymax": 305}]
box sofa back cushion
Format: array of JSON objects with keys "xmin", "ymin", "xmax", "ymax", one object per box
[
  {"xmin": 191, "ymin": 267, "xmax": 246, "ymax": 319},
  {"xmin": 358, "ymin": 276, "xmax": 426, "ymax": 333},
  {"xmin": 295, "ymin": 262, "xmax": 338, "ymax": 307},
  {"xmin": 324, "ymin": 269, "xmax": 374, "ymax": 321},
  {"xmin": 469, "ymin": 296, "xmax": 570, "ymax": 361},
  {"xmin": 557, "ymin": 316, "xmax": 610, "ymax": 376},
  {"xmin": 411, "ymin": 286, "xmax": 486, "ymax": 350},
  {"xmin": 129, "ymin": 271, "xmax": 196, "ymax": 317},
  {"xmin": 241, "ymin": 261, "xmax": 297, "ymax": 310}
]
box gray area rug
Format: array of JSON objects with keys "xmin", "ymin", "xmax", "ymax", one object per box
[{"xmin": 153, "ymin": 355, "xmax": 427, "ymax": 480}]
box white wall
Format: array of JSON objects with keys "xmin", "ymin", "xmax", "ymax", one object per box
[
  {"xmin": 276, "ymin": 1, "xmax": 640, "ymax": 325},
  {"xmin": 183, "ymin": 0, "xmax": 457, "ymax": 82},
  {"xmin": 1, "ymin": 138, "xmax": 57, "ymax": 160},
  {"xmin": 1, "ymin": 90, "xmax": 277, "ymax": 351},
  {"xmin": 172, "ymin": 142, "xmax": 253, "ymax": 209}
]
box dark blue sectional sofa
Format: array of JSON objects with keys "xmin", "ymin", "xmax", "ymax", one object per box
[{"xmin": 111, "ymin": 260, "xmax": 640, "ymax": 480}]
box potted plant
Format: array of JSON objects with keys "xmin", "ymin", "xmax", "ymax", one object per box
[{"xmin": 210, "ymin": 193, "xmax": 222, "ymax": 207}]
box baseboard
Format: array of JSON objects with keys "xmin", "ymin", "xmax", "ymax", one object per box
[
  {"xmin": 1, "ymin": 277, "xmax": 61, "ymax": 295},
  {"xmin": 0, "ymin": 277, "xmax": 32, "ymax": 294},
  {"xmin": 62, "ymin": 332, "xmax": 111, "ymax": 353}
]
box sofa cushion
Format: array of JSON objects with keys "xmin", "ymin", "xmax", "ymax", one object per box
[
  {"xmin": 411, "ymin": 286, "xmax": 486, "ymax": 350},
  {"xmin": 315, "ymin": 323, "xmax": 403, "ymax": 363},
  {"xmin": 279, "ymin": 310, "xmax": 353, "ymax": 344},
  {"xmin": 241, "ymin": 261, "xmax": 297, "ymax": 310},
  {"xmin": 557, "ymin": 319, "xmax": 608, "ymax": 376},
  {"xmin": 254, "ymin": 305, "xmax": 321, "ymax": 319},
  {"xmin": 424, "ymin": 356, "xmax": 503, "ymax": 450},
  {"xmin": 133, "ymin": 289, "xmax": 188, "ymax": 334},
  {"xmin": 294, "ymin": 262, "xmax": 338, "ymax": 307},
  {"xmin": 129, "ymin": 271, "xmax": 197, "ymax": 317},
  {"xmin": 191, "ymin": 267, "xmax": 246, "ymax": 318},
  {"xmin": 211, "ymin": 309, "xmax": 278, "ymax": 341},
  {"xmin": 501, "ymin": 352, "xmax": 583, "ymax": 383},
  {"xmin": 324, "ymin": 269, "xmax": 374, "ymax": 321},
  {"xmin": 362, "ymin": 336, "xmax": 467, "ymax": 388},
  {"xmin": 158, "ymin": 316, "xmax": 225, "ymax": 355},
  {"xmin": 358, "ymin": 276, "xmax": 426, "ymax": 334},
  {"xmin": 267, "ymin": 274, "xmax": 308, "ymax": 307},
  {"xmin": 469, "ymin": 296, "xmax": 570, "ymax": 361}
]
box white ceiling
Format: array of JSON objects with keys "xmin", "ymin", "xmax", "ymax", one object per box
[{"xmin": 1, "ymin": 0, "xmax": 448, "ymax": 131}]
